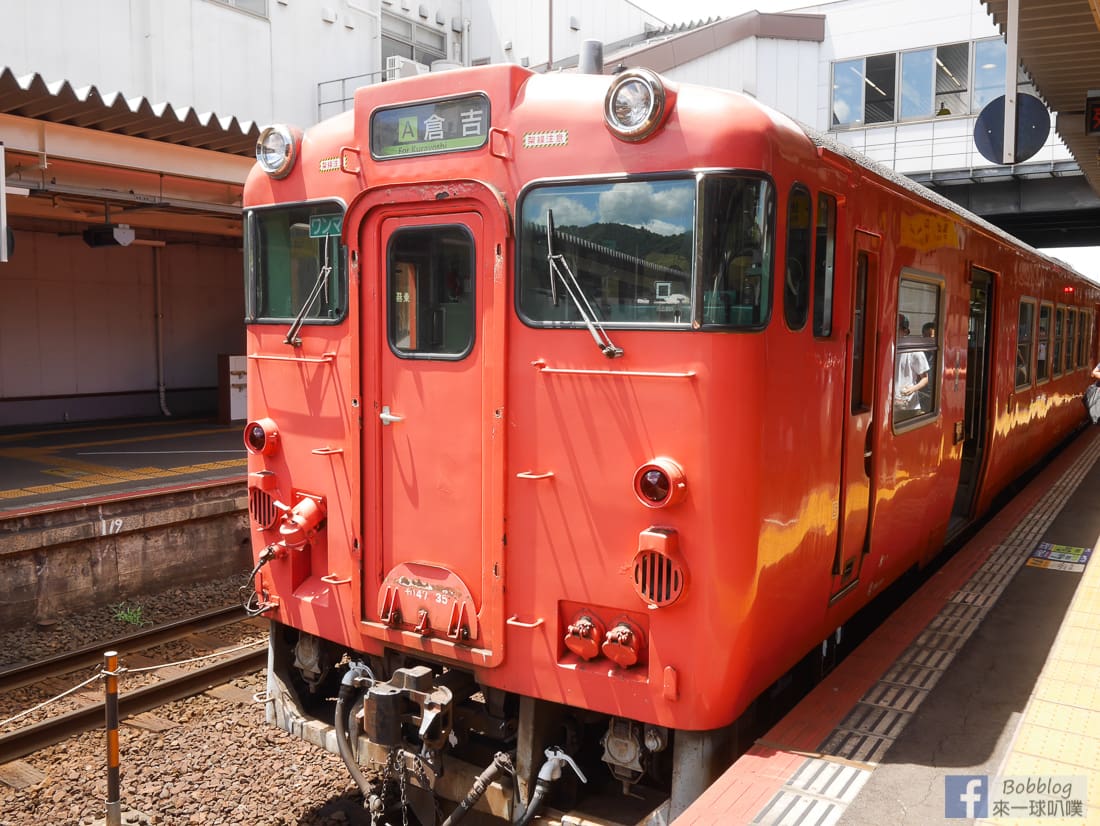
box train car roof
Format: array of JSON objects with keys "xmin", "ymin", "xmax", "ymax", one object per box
[{"xmin": 801, "ymin": 123, "xmax": 1092, "ymax": 286}]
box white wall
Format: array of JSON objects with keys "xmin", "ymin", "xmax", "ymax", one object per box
[
  {"xmin": 0, "ymin": 233, "xmax": 243, "ymax": 424},
  {"xmin": 468, "ymin": 0, "xmax": 663, "ymax": 68},
  {"xmin": 797, "ymin": 0, "xmax": 1072, "ymax": 171},
  {"xmin": 661, "ymin": 37, "xmax": 820, "ymax": 127}
]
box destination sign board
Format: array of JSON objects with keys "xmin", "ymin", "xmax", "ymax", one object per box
[{"xmin": 370, "ymin": 93, "xmax": 490, "ymax": 159}]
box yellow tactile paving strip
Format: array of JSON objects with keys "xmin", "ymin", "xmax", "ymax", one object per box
[
  {"xmin": 0, "ymin": 424, "xmax": 244, "ymax": 504},
  {"xmin": 979, "ymin": 533, "xmax": 1100, "ymax": 826}
]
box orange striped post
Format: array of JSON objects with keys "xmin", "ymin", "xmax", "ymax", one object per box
[{"xmin": 104, "ymin": 650, "xmax": 121, "ymax": 826}]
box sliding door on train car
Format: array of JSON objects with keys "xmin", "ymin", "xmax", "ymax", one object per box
[
  {"xmin": 949, "ymin": 267, "xmax": 994, "ymax": 530},
  {"xmin": 355, "ymin": 182, "xmax": 508, "ymax": 665},
  {"xmin": 831, "ymin": 231, "xmax": 882, "ymax": 600}
]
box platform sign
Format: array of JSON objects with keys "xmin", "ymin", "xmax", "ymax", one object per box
[
  {"xmin": 370, "ymin": 93, "xmax": 490, "ymax": 160},
  {"xmin": 1026, "ymin": 542, "xmax": 1092, "ymax": 572}
]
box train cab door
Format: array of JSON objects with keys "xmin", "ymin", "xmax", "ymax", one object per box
[
  {"xmin": 831, "ymin": 232, "xmax": 881, "ymax": 599},
  {"xmin": 357, "ymin": 182, "xmax": 508, "ymax": 666}
]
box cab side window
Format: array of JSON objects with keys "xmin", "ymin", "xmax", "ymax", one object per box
[{"xmin": 784, "ymin": 185, "xmax": 812, "ymax": 331}]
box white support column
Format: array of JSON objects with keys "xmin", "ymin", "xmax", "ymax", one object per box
[{"xmin": 1003, "ymin": 0, "xmax": 1019, "ymax": 165}]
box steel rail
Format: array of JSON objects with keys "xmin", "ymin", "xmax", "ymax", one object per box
[
  {"xmin": 0, "ymin": 645, "xmax": 267, "ymax": 764},
  {"xmin": 0, "ymin": 605, "xmax": 247, "ymax": 694}
]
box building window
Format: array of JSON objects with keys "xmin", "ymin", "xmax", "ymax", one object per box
[
  {"xmin": 973, "ymin": 38, "xmax": 1006, "ymax": 112},
  {"xmin": 382, "ymin": 13, "xmax": 447, "ymax": 71},
  {"xmin": 832, "ymin": 37, "xmax": 1006, "ymax": 129},
  {"xmin": 832, "ymin": 54, "xmax": 896, "ymax": 127},
  {"xmin": 208, "ymin": 0, "xmax": 268, "ymax": 17}
]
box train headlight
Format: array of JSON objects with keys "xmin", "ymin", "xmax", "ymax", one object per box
[
  {"xmin": 604, "ymin": 69, "xmax": 670, "ymax": 142},
  {"xmin": 244, "ymin": 418, "xmax": 280, "ymax": 456},
  {"xmin": 632, "ymin": 458, "xmax": 687, "ymax": 508},
  {"xmin": 256, "ymin": 124, "xmax": 300, "ymax": 179}
]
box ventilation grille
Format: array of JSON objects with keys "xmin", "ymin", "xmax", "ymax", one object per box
[
  {"xmin": 249, "ymin": 488, "xmax": 278, "ymax": 529},
  {"xmin": 632, "ymin": 550, "xmax": 686, "ymax": 607}
]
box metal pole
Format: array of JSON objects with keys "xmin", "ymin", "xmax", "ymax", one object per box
[
  {"xmin": 1003, "ymin": 0, "xmax": 1019, "ymax": 165},
  {"xmin": 104, "ymin": 650, "xmax": 122, "ymax": 826}
]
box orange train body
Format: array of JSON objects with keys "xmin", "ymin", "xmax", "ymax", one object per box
[{"xmin": 242, "ymin": 64, "xmax": 1097, "ymax": 820}]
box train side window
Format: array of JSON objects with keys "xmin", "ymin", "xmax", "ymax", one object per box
[
  {"xmin": 784, "ymin": 185, "xmax": 812, "ymax": 331},
  {"xmin": 1036, "ymin": 303, "xmax": 1052, "ymax": 382},
  {"xmin": 1053, "ymin": 306, "xmax": 1065, "ymax": 377},
  {"xmin": 813, "ymin": 193, "xmax": 837, "ymax": 337},
  {"xmin": 894, "ymin": 276, "xmax": 940, "ymax": 427},
  {"xmin": 1015, "ymin": 299, "xmax": 1036, "ymax": 389},
  {"xmin": 1063, "ymin": 308, "xmax": 1076, "ymax": 374},
  {"xmin": 1077, "ymin": 308, "xmax": 1089, "ymax": 370},
  {"xmin": 1082, "ymin": 310, "xmax": 1091, "ymax": 367},
  {"xmin": 387, "ymin": 225, "xmax": 474, "ymax": 359}
]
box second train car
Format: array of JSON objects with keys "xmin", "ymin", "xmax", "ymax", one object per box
[{"xmin": 241, "ymin": 63, "xmax": 1098, "ymax": 823}]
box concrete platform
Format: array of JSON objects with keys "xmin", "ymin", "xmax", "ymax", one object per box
[
  {"xmin": 677, "ymin": 426, "xmax": 1100, "ymax": 825},
  {"xmin": 0, "ymin": 417, "xmax": 248, "ymax": 626}
]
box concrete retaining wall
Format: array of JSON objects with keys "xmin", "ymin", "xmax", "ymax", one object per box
[{"xmin": 0, "ymin": 482, "xmax": 249, "ymax": 626}]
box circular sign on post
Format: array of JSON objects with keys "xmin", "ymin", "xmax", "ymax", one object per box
[{"xmin": 973, "ymin": 93, "xmax": 1051, "ymax": 164}]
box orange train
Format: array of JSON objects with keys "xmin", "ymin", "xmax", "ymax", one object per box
[{"xmin": 242, "ymin": 63, "xmax": 1097, "ymax": 823}]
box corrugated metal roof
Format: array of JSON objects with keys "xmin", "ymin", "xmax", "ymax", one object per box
[{"xmin": 0, "ymin": 67, "xmax": 259, "ymax": 156}]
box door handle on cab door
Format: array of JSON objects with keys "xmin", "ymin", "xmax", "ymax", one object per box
[{"xmin": 379, "ymin": 406, "xmax": 404, "ymax": 425}]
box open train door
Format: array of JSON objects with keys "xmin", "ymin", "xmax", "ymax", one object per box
[
  {"xmin": 356, "ymin": 180, "xmax": 508, "ymax": 667},
  {"xmin": 949, "ymin": 266, "xmax": 994, "ymax": 530},
  {"xmin": 831, "ymin": 231, "xmax": 882, "ymax": 600}
]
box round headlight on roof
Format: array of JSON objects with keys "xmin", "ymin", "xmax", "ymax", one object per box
[
  {"xmin": 256, "ymin": 124, "xmax": 300, "ymax": 179},
  {"xmin": 604, "ymin": 68, "xmax": 669, "ymax": 142}
]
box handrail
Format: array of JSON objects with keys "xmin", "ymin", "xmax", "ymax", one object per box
[
  {"xmin": 531, "ymin": 359, "xmax": 695, "ymax": 378},
  {"xmin": 248, "ymin": 352, "xmax": 336, "ymax": 364}
]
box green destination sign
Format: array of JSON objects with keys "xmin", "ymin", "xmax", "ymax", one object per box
[
  {"xmin": 308, "ymin": 213, "xmax": 343, "ymax": 238},
  {"xmin": 370, "ymin": 93, "xmax": 490, "ymax": 159}
]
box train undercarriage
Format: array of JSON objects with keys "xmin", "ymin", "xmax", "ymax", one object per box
[{"xmin": 265, "ymin": 622, "xmax": 748, "ymax": 825}]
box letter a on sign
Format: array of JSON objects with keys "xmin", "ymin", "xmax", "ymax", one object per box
[{"xmin": 398, "ymin": 116, "xmax": 419, "ymax": 143}]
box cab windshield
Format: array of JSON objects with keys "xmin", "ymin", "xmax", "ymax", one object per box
[
  {"xmin": 245, "ymin": 200, "xmax": 347, "ymax": 325},
  {"xmin": 517, "ymin": 175, "xmax": 773, "ymax": 329}
]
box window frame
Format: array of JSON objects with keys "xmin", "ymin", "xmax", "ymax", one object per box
[
  {"xmin": 1036, "ymin": 302, "xmax": 1052, "ymax": 383},
  {"xmin": 813, "ymin": 192, "xmax": 838, "ymax": 338},
  {"xmin": 784, "ymin": 183, "xmax": 813, "ymax": 332},
  {"xmin": 893, "ymin": 272, "xmax": 943, "ymax": 431},
  {"xmin": 244, "ymin": 199, "xmax": 349, "ymax": 326},
  {"xmin": 386, "ymin": 222, "xmax": 476, "ymax": 361},
  {"xmin": 1015, "ymin": 298, "xmax": 1037, "ymax": 391}
]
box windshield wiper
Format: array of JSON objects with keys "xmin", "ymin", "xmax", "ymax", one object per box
[
  {"xmin": 546, "ymin": 209, "xmax": 623, "ymax": 359},
  {"xmin": 284, "ymin": 236, "xmax": 333, "ymax": 347}
]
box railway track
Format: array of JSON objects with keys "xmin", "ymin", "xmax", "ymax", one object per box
[{"xmin": 0, "ymin": 606, "xmax": 267, "ymax": 765}]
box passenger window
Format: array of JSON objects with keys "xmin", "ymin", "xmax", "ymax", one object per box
[
  {"xmin": 1053, "ymin": 307, "xmax": 1065, "ymax": 377},
  {"xmin": 894, "ymin": 277, "xmax": 940, "ymax": 427},
  {"xmin": 1036, "ymin": 303, "xmax": 1052, "ymax": 382},
  {"xmin": 784, "ymin": 185, "xmax": 812, "ymax": 331},
  {"xmin": 1016, "ymin": 300, "xmax": 1036, "ymax": 389},
  {"xmin": 388, "ymin": 225, "xmax": 474, "ymax": 358},
  {"xmin": 1082, "ymin": 310, "xmax": 1091, "ymax": 367},
  {"xmin": 1064, "ymin": 309, "xmax": 1076, "ymax": 374},
  {"xmin": 813, "ymin": 193, "xmax": 837, "ymax": 337}
]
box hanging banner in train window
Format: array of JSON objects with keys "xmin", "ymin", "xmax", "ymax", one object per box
[
  {"xmin": 309, "ymin": 213, "xmax": 343, "ymax": 238},
  {"xmin": 370, "ymin": 94, "xmax": 490, "ymax": 159}
]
